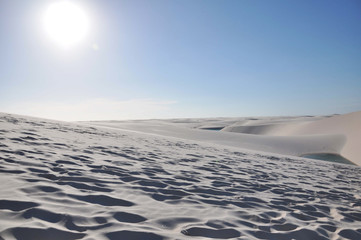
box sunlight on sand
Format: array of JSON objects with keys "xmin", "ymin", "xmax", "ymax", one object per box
[{"xmin": 0, "ymin": 113, "xmax": 360, "ymax": 239}]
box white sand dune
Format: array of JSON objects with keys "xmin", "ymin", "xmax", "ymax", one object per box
[
  {"xmin": 1, "ymin": 112, "xmax": 361, "ymax": 239},
  {"xmin": 221, "ymin": 117, "xmax": 323, "ymax": 136},
  {"xmin": 84, "ymin": 114, "xmax": 355, "ymax": 165},
  {"xmin": 219, "ymin": 112, "xmax": 361, "ymax": 166},
  {"xmin": 285, "ymin": 111, "xmax": 361, "ymax": 166}
]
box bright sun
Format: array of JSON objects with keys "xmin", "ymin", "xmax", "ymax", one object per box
[{"xmin": 43, "ymin": 1, "xmax": 89, "ymax": 48}]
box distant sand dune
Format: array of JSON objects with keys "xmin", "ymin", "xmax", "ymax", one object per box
[
  {"xmin": 220, "ymin": 112, "xmax": 361, "ymax": 165},
  {"xmin": 85, "ymin": 112, "xmax": 360, "ymax": 165}
]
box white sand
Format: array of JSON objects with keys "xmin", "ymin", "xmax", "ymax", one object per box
[
  {"xmin": 84, "ymin": 112, "xmax": 360, "ymax": 165},
  {"xmin": 284, "ymin": 112, "xmax": 361, "ymax": 166},
  {"xmin": 0, "ymin": 112, "xmax": 361, "ymax": 239},
  {"xmin": 220, "ymin": 112, "xmax": 361, "ymax": 166}
]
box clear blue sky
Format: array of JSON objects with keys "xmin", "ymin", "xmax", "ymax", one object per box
[{"xmin": 0, "ymin": 0, "xmax": 360, "ymax": 120}]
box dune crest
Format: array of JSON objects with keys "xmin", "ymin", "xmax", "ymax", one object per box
[{"xmin": 221, "ymin": 112, "xmax": 361, "ymax": 165}]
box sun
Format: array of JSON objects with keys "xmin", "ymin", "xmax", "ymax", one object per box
[{"xmin": 43, "ymin": 1, "xmax": 89, "ymax": 48}]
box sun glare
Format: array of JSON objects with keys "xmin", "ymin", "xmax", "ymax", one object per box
[{"xmin": 43, "ymin": 1, "xmax": 89, "ymax": 48}]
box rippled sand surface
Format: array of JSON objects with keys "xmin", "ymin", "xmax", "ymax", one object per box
[{"xmin": 0, "ymin": 113, "xmax": 360, "ymax": 239}]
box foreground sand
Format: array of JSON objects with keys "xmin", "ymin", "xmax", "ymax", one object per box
[{"xmin": 0, "ymin": 113, "xmax": 361, "ymax": 239}]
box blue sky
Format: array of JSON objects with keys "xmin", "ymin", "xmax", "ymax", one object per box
[{"xmin": 0, "ymin": 0, "xmax": 360, "ymax": 120}]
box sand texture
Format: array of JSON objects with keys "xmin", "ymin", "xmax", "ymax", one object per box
[
  {"xmin": 0, "ymin": 113, "xmax": 361, "ymax": 239},
  {"xmin": 84, "ymin": 111, "xmax": 361, "ymax": 165},
  {"xmin": 221, "ymin": 112, "xmax": 361, "ymax": 166}
]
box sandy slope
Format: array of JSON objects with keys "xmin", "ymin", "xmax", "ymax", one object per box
[
  {"xmin": 85, "ymin": 112, "xmax": 361, "ymax": 165},
  {"xmin": 287, "ymin": 111, "xmax": 361, "ymax": 166},
  {"xmin": 0, "ymin": 113, "xmax": 361, "ymax": 239},
  {"xmin": 85, "ymin": 119, "xmax": 347, "ymax": 164},
  {"xmin": 220, "ymin": 112, "xmax": 361, "ymax": 166}
]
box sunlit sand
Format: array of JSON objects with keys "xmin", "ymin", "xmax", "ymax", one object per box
[{"xmin": 0, "ymin": 112, "xmax": 360, "ymax": 239}]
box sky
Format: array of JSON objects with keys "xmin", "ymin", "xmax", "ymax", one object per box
[{"xmin": 0, "ymin": 0, "xmax": 360, "ymax": 121}]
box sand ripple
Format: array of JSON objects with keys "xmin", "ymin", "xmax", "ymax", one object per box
[{"xmin": 0, "ymin": 113, "xmax": 360, "ymax": 239}]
